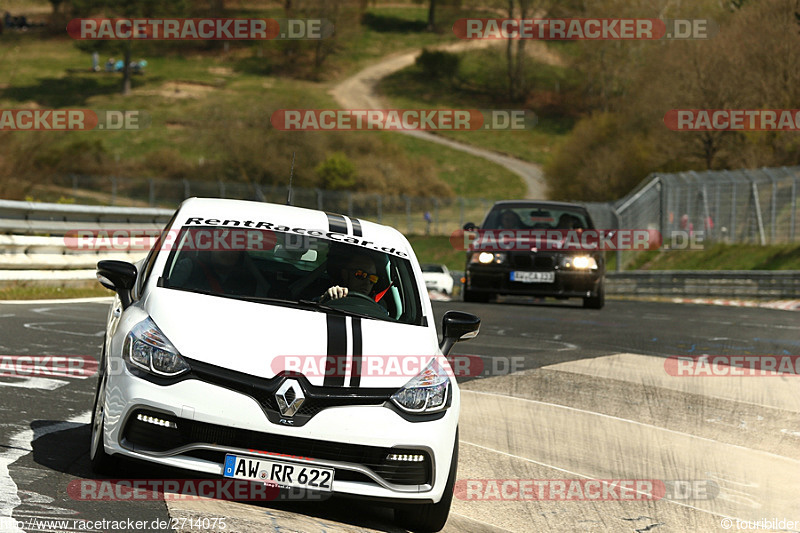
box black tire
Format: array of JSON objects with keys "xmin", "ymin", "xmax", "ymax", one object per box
[
  {"xmin": 89, "ymin": 367, "xmax": 118, "ymax": 475},
  {"xmin": 463, "ymin": 288, "xmax": 491, "ymax": 303},
  {"xmin": 583, "ymin": 281, "xmax": 605, "ymax": 309},
  {"xmin": 394, "ymin": 430, "xmax": 458, "ymax": 533}
]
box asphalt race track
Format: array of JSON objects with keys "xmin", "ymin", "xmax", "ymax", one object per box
[{"xmin": 1, "ymin": 297, "xmax": 798, "ymax": 533}]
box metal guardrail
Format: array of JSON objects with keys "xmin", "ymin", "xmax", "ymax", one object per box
[
  {"xmin": 1, "ymin": 199, "xmax": 799, "ymax": 300},
  {"xmin": 606, "ymin": 271, "xmax": 800, "ymax": 299},
  {"xmin": 0, "ymin": 199, "xmax": 172, "ymax": 235}
]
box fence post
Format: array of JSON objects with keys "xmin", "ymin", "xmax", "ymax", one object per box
[
  {"xmin": 316, "ymin": 189, "xmax": 323, "ymax": 211},
  {"xmin": 376, "ymin": 194, "xmax": 383, "ymax": 224},
  {"xmin": 459, "ymin": 197, "xmax": 465, "ymax": 228},
  {"xmin": 657, "ymin": 178, "xmax": 665, "ymax": 243},
  {"xmin": 148, "ymin": 179, "xmax": 155, "ymax": 206},
  {"xmin": 347, "ymin": 192, "xmax": 353, "ymax": 217},
  {"xmin": 218, "ymin": 180, "xmax": 226, "ymax": 198},
  {"xmin": 763, "ymin": 167, "xmax": 777, "ymax": 243},
  {"xmin": 730, "ymin": 182, "xmax": 736, "ymax": 244},
  {"xmin": 72, "ymin": 175, "xmax": 79, "ymax": 201},
  {"xmin": 792, "ymin": 177, "xmax": 797, "ymax": 242},
  {"xmin": 611, "ymin": 207, "xmax": 622, "ymax": 272},
  {"xmin": 183, "ymin": 179, "xmax": 191, "ymax": 199}
]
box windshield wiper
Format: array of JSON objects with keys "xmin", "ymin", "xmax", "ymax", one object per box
[
  {"xmin": 297, "ymin": 299, "xmax": 376, "ymax": 320},
  {"xmin": 165, "ymin": 286, "xmax": 314, "ymax": 308}
]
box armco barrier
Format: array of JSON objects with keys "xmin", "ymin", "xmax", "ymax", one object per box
[
  {"xmin": 0, "ymin": 199, "xmax": 172, "ymax": 235},
  {"xmin": 606, "ymin": 271, "xmax": 800, "ymax": 299},
  {"xmin": 1, "ymin": 199, "xmax": 799, "ymax": 299}
]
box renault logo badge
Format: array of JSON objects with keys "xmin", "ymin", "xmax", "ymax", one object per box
[{"xmin": 276, "ymin": 379, "xmax": 305, "ymax": 417}]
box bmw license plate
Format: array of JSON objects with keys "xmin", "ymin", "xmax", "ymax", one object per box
[
  {"xmin": 511, "ymin": 271, "xmax": 555, "ymax": 283},
  {"xmin": 223, "ymin": 454, "xmax": 334, "ymax": 491}
]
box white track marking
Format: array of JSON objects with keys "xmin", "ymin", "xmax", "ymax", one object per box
[{"xmin": 0, "ymin": 412, "xmax": 91, "ymax": 532}]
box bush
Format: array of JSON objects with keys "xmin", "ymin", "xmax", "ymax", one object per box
[
  {"xmin": 315, "ymin": 152, "xmax": 357, "ymax": 190},
  {"xmin": 415, "ymin": 49, "xmax": 460, "ymax": 80}
]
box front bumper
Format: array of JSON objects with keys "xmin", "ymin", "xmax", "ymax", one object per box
[
  {"xmin": 101, "ymin": 363, "xmax": 459, "ymax": 503},
  {"xmin": 466, "ymin": 265, "xmax": 602, "ymax": 297}
]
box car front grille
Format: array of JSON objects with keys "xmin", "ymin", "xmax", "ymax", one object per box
[
  {"xmin": 185, "ymin": 358, "xmax": 394, "ymax": 427},
  {"xmin": 123, "ymin": 410, "xmax": 432, "ymax": 486},
  {"xmin": 511, "ymin": 253, "xmax": 555, "ymax": 269}
]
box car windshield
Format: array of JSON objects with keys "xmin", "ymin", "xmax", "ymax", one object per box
[
  {"xmin": 160, "ymin": 225, "xmax": 424, "ymax": 325},
  {"xmin": 483, "ymin": 206, "xmax": 592, "ymax": 231},
  {"xmin": 421, "ymin": 264, "xmax": 444, "ymax": 273}
]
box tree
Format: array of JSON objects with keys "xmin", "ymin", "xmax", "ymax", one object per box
[{"xmin": 71, "ymin": 0, "xmax": 188, "ymax": 95}]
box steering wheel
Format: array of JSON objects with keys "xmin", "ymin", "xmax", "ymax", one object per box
[
  {"xmin": 323, "ymin": 290, "xmax": 389, "ymax": 317},
  {"xmin": 342, "ymin": 291, "xmax": 376, "ymax": 303}
]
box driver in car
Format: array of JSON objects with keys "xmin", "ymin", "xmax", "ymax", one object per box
[{"xmin": 322, "ymin": 253, "xmax": 380, "ymax": 301}]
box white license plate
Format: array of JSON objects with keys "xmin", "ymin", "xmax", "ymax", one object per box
[
  {"xmin": 223, "ymin": 454, "xmax": 334, "ymax": 491},
  {"xmin": 511, "ymin": 271, "xmax": 555, "ymax": 283}
]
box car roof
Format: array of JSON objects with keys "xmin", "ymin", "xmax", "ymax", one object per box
[
  {"xmin": 490, "ymin": 200, "xmax": 588, "ymax": 211},
  {"xmin": 173, "ymin": 197, "xmax": 414, "ymax": 258}
]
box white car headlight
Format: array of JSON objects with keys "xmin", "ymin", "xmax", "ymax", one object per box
[
  {"xmin": 566, "ymin": 256, "xmax": 597, "ymax": 269},
  {"xmin": 123, "ymin": 317, "xmax": 190, "ymax": 377},
  {"xmin": 391, "ymin": 358, "xmax": 450, "ymax": 413},
  {"xmin": 470, "ymin": 252, "xmax": 506, "ymax": 264}
]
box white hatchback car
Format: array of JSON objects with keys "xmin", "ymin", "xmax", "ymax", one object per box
[
  {"xmin": 92, "ymin": 198, "xmax": 480, "ymax": 532},
  {"xmin": 421, "ymin": 264, "xmax": 455, "ymax": 295}
]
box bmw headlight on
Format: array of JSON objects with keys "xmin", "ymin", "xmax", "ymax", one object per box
[
  {"xmin": 123, "ymin": 317, "xmax": 190, "ymax": 377},
  {"xmin": 470, "ymin": 252, "xmax": 506, "ymax": 264},
  {"xmin": 391, "ymin": 358, "xmax": 451, "ymax": 413},
  {"xmin": 563, "ymin": 255, "xmax": 597, "ymax": 270}
]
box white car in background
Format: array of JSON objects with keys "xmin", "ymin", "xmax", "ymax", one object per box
[
  {"xmin": 92, "ymin": 198, "xmax": 480, "ymax": 532},
  {"xmin": 421, "ymin": 264, "xmax": 454, "ymax": 295}
]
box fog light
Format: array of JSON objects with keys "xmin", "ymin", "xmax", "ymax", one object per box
[
  {"xmin": 386, "ymin": 453, "xmax": 425, "ymax": 462},
  {"xmin": 137, "ymin": 413, "xmax": 177, "ymax": 429}
]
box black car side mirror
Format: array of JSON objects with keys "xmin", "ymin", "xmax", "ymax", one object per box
[
  {"xmin": 439, "ymin": 310, "xmax": 480, "ymax": 355},
  {"xmin": 97, "ymin": 260, "xmax": 138, "ymax": 309},
  {"xmin": 463, "ymin": 222, "xmax": 477, "ymax": 231}
]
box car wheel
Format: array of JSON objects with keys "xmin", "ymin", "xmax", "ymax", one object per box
[
  {"xmin": 583, "ymin": 281, "xmax": 605, "ymax": 309},
  {"xmin": 394, "ymin": 429, "xmax": 458, "ymax": 533},
  {"xmin": 463, "ymin": 289, "xmax": 491, "ymax": 303},
  {"xmin": 90, "ymin": 369, "xmax": 118, "ymax": 474}
]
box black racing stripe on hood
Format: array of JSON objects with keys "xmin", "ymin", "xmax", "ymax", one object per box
[
  {"xmin": 350, "ymin": 317, "xmax": 363, "ymax": 387},
  {"xmin": 324, "ymin": 314, "xmax": 347, "ymax": 387},
  {"xmin": 349, "ymin": 217, "xmax": 363, "ymax": 237},
  {"xmin": 326, "ymin": 213, "xmax": 348, "ymax": 234}
]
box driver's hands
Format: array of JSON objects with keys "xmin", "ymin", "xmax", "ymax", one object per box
[{"xmin": 323, "ymin": 285, "xmax": 348, "ymax": 300}]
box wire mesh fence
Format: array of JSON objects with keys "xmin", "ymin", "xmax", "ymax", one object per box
[
  {"xmin": 613, "ymin": 166, "xmax": 800, "ymax": 245},
  {"xmin": 21, "ymin": 166, "xmax": 800, "ymax": 243}
]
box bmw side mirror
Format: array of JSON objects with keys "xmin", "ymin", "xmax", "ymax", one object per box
[
  {"xmin": 440, "ymin": 310, "xmax": 480, "ymax": 355},
  {"xmin": 463, "ymin": 222, "xmax": 477, "ymax": 231},
  {"xmin": 97, "ymin": 260, "xmax": 138, "ymax": 309}
]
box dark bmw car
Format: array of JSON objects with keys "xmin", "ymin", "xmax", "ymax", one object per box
[{"xmin": 462, "ymin": 201, "xmax": 605, "ymax": 308}]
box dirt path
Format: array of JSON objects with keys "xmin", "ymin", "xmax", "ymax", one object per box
[{"xmin": 330, "ymin": 41, "xmax": 548, "ymax": 199}]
